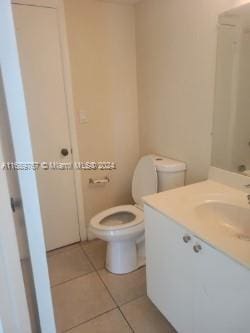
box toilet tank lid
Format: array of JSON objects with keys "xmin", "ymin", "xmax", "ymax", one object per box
[
  {"xmin": 132, "ymin": 155, "xmax": 157, "ymax": 207},
  {"xmin": 152, "ymin": 155, "xmax": 186, "ymax": 172}
]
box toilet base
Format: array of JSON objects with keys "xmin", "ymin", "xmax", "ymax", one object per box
[{"xmin": 106, "ymin": 238, "xmax": 145, "ymax": 274}]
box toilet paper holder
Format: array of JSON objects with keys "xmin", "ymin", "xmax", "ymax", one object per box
[{"xmin": 89, "ymin": 176, "xmax": 110, "ymax": 185}]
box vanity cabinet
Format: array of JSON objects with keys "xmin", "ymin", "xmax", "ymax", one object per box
[{"xmin": 145, "ymin": 205, "xmax": 250, "ymax": 333}]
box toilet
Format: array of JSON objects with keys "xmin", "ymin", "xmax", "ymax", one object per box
[{"xmin": 89, "ymin": 155, "xmax": 186, "ymax": 274}]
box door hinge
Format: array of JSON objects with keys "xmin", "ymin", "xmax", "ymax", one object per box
[{"xmin": 10, "ymin": 197, "xmax": 22, "ymax": 213}]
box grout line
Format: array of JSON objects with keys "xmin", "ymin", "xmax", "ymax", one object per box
[
  {"xmin": 51, "ymin": 270, "xmax": 96, "ymax": 289},
  {"xmin": 48, "ymin": 242, "xmax": 96, "ymax": 288},
  {"xmin": 46, "ymin": 242, "xmax": 81, "ymax": 257},
  {"xmin": 117, "ymin": 307, "xmax": 135, "ymax": 333},
  {"xmin": 95, "ymin": 269, "xmax": 135, "ymax": 332},
  {"xmin": 79, "ymin": 242, "xmax": 96, "ymax": 271},
  {"xmin": 118, "ymin": 294, "xmax": 147, "ymax": 308},
  {"xmin": 53, "ymin": 241, "xmax": 135, "ymax": 332},
  {"xmin": 62, "ymin": 307, "xmax": 118, "ymax": 333},
  {"xmin": 61, "ymin": 242, "xmax": 123, "ymax": 332},
  {"xmin": 95, "ymin": 265, "xmax": 147, "ymax": 309},
  {"xmin": 80, "ymin": 241, "xmax": 135, "ymax": 332},
  {"xmin": 96, "ymin": 270, "xmax": 118, "ymax": 305}
]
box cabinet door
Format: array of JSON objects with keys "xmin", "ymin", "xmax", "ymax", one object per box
[
  {"xmin": 193, "ymin": 237, "xmax": 250, "ymax": 333},
  {"xmin": 145, "ymin": 205, "xmax": 194, "ymax": 333}
]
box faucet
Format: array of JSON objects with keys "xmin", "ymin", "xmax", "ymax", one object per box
[
  {"xmin": 244, "ymin": 184, "xmax": 250, "ymax": 204},
  {"xmin": 247, "ymin": 194, "xmax": 250, "ymax": 205}
]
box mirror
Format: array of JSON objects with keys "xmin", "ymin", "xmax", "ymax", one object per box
[{"xmin": 212, "ymin": 3, "xmax": 250, "ymax": 177}]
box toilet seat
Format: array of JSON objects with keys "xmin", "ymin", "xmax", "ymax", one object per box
[
  {"xmin": 90, "ymin": 205, "xmax": 144, "ymax": 232},
  {"xmin": 89, "ymin": 155, "xmax": 186, "ymax": 274}
]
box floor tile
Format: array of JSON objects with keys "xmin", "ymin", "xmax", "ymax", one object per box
[
  {"xmin": 47, "ymin": 243, "xmax": 80, "ymax": 257},
  {"xmin": 81, "ymin": 240, "xmax": 107, "ymax": 270},
  {"xmin": 99, "ymin": 267, "xmax": 146, "ymax": 306},
  {"xmin": 121, "ymin": 296, "xmax": 176, "ymax": 333},
  {"xmin": 67, "ymin": 309, "xmax": 131, "ymax": 333},
  {"xmin": 52, "ymin": 272, "xmax": 116, "ymax": 332},
  {"xmin": 48, "ymin": 245, "xmax": 94, "ymax": 286}
]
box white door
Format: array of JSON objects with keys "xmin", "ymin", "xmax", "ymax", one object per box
[
  {"xmin": 0, "ymin": 142, "xmax": 33, "ymax": 333},
  {"xmin": 0, "ymin": 72, "xmax": 40, "ymax": 332},
  {"xmin": 0, "ymin": 1, "xmax": 56, "ymax": 331},
  {"xmin": 0, "ymin": 319, "xmax": 4, "ymax": 333},
  {"xmin": 13, "ymin": 4, "xmax": 80, "ymax": 250}
]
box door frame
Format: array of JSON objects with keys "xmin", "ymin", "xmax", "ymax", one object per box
[
  {"xmin": 11, "ymin": 0, "xmax": 87, "ymax": 242},
  {"xmin": 0, "ymin": 0, "xmax": 56, "ymax": 331}
]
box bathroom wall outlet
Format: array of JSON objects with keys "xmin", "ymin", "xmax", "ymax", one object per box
[{"xmin": 79, "ymin": 110, "xmax": 88, "ymax": 124}]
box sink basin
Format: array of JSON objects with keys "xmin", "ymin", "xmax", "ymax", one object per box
[{"xmin": 196, "ymin": 201, "xmax": 250, "ymax": 241}]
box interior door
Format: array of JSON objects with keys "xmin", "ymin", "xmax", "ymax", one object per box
[
  {"xmin": 0, "ymin": 74, "xmax": 39, "ymax": 332},
  {"xmin": 0, "ymin": 319, "xmax": 4, "ymax": 333},
  {"xmin": 12, "ymin": 4, "xmax": 80, "ymax": 250},
  {"xmin": 0, "ymin": 1, "xmax": 56, "ymax": 330}
]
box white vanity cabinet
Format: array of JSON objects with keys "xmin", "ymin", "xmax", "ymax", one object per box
[{"xmin": 145, "ymin": 205, "xmax": 250, "ymax": 333}]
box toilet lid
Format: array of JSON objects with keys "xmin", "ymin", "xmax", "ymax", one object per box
[
  {"xmin": 90, "ymin": 205, "xmax": 144, "ymax": 231},
  {"xmin": 132, "ymin": 155, "xmax": 157, "ymax": 208}
]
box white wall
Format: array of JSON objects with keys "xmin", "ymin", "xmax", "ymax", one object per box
[
  {"xmin": 135, "ymin": 0, "xmax": 250, "ymax": 184},
  {"xmin": 64, "ymin": 0, "xmax": 250, "ymax": 225},
  {"xmin": 64, "ymin": 0, "xmax": 139, "ymax": 225}
]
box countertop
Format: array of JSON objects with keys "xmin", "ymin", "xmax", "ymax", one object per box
[{"xmin": 143, "ymin": 180, "xmax": 250, "ymax": 270}]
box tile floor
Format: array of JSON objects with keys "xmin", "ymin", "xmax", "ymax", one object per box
[{"xmin": 48, "ymin": 240, "xmax": 176, "ymax": 333}]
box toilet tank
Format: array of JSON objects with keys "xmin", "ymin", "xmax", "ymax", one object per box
[{"xmin": 152, "ymin": 155, "xmax": 186, "ymax": 192}]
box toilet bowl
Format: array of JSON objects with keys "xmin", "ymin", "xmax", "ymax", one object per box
[
  {"xmin": 89, "ymin": 154, "xmax": 186, "ymax": 274},
  {"xmin": 90, "ymin": 205, "xmax": 144, "ymax": 274}
]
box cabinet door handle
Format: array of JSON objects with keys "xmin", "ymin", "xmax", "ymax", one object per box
[
  {"xmin": 183, "ymin": 235, "xmax": 191, "ymax": 243},
  {"xmin": 193, "ymin": 244, "xmax": 202, "ymax": 253}
]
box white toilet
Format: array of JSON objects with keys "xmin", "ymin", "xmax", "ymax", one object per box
[{"xmin": 89, "ymin": 155, "xmax": 186, "ymax": 274}]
